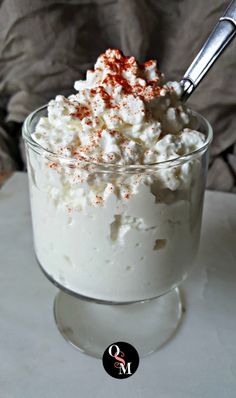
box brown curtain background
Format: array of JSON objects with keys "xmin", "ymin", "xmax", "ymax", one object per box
[{"xmin": 0, "ymin": 0, "xmax": 235, "ymax": 191}]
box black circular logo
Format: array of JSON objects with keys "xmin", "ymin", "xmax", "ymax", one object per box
[{"xmin": 102, "ymin": 341, "xmax": 139, "ymax": 379}]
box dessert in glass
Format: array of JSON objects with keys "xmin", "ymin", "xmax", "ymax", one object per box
[{"xmin": 22, "ymin": 49, "xmax": 212, "ymax": 357}]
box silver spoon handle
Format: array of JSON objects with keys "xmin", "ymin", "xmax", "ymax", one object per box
[{"xmin": 180, "ymin": 0, "xmax": 236, "ymax": 101}]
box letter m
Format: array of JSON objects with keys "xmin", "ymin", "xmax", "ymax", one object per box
[{"xmin": 119, "ymin": 362, "xmax": 132, "ymax": 375}]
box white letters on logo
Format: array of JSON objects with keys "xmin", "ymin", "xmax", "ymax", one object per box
[
  {"xmin": 108, "ymin": 344, "xmax": 120, "ymax": 357},
  {"xmin": 108, "ymin": 344, "xmax": 132, "ymax": 375},
  {"xmin": 118, "ymin": 363, "xmax": 132, "ymax": 375}
]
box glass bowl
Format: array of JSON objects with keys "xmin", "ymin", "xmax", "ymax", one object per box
[{"xmin": 22, "ymin": 105, "xmax": 212, "ymax": 357}]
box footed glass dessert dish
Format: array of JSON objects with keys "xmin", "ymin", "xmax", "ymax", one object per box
[
  {"xmin": 22, "ymin": 48, "xmax": 213, "ymax": 357},
  {"xmin": 23, "ymin": 105, "xmax": 212, "ymax": 358}
]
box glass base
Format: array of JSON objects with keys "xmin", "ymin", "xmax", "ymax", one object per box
[{"xmin": 53, "ymin": 288, "xmax": 183, "ymax": 358}]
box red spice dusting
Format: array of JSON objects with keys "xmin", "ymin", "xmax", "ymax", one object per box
[
  {"xmin": 91, "ymin": 86, "xmax": 113, "ymax": 107},
  {"xmin": 96, "ymin": 86, "xmax": 112, "ymax": 106},
  {"xmin": 49, "ymin": 162, "xmax": 58, "ymax": 169},
  {"xmin": 142, "ymin": 60, "xmax": 155, "ymax": 69},
  {"xmin": 70, "ymin": 105, "xmax": 91, "ymax": 119},
  {"xmin": 97, "ymin": 130, "xmax": 102, "ymax": 138},
  {"xmin": 100, "ymin": 49, "xmax": 137, "ymax": 74},
  {"xmin": 109, "ymin": 130, "xmax": 117, "ymax": 136},
  {"xmin": 103, "ymin": 73, "xmax": 132, "ymax": 95},
  {"xmin": 71, "ymin": 147, "xmax": 87, "ymax": 161},
  {"xmin": 95, "ymin": 195, "xmax": 103, "ymax": 204},
  {"xmin": 69, "ymin": 50, "xmax": 164, "ymax": 126},
  {"xmin": 92, "ymin": 49, "xmax": 162, "ymax": 103},
  {"xmin": 140, "ymin": 59, "xmax": 161, "ymax": 75},
  {"xmin": 148, "ymin": 79, "xmax": 159, "ymax": 85},
  {"xmin": 108, "ymin": 154, "xmax": 115, "ymax": 161}
]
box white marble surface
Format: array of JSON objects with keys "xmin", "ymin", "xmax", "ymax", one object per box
[{"xmin": 0, "ymin": 172, "xmax": 236, "ymax": 398}]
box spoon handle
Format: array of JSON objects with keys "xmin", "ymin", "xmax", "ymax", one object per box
[{"xmin": 180, "ymin": 0, "xmax": 236, "ymax": 101}]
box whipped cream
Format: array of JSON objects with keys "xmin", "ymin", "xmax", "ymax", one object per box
[
  {"xmin": 33, "ymin": 48, "xmax": 204, "ymax": 166},
  {"xmin": 25, "ymin": 49, "xmax": 209, "ymax": 302},
  {"xmin": 31, "ymin": 49, "xmax": 205, "ymax": 209}
]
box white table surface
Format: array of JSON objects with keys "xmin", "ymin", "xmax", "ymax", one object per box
[{"xmin": 0, "ymin": 172, "xmax": 236, "ymax": 398}]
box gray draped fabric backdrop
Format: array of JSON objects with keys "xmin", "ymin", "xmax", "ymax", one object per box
[{"xmin": 0, "ymin": 0, "xmax": 235, "ymax": 191}]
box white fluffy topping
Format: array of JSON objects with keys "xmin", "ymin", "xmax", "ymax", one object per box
[
  {"xmin": 32, "ymin": 48, "xmax": 205, "ymax": 165},
  {"xmin": 30, "ymin": 49, "xmax": 207, "ymax": 209}
]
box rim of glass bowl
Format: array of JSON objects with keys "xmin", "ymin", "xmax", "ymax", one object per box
[{"xmin": 22, "ymin": 104, "xmax": 213, "ymax": 173}]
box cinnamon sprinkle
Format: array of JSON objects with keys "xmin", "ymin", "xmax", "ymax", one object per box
[
  {"xmin": 97, "ymin": 130, "xmax": 102, "ymax": 139},
  {"xmin": 95, "ymin": 195, "xmax": 103, "ymax": 204},
  {"xmin": 49, "ymin": 162, "xmax": 58, "ymax": 169},
  {"xmin": 70, "ymin": 105, "xmax": 91, "ymax": 119}
]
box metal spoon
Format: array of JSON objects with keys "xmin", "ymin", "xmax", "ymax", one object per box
[{"xmin": 180, "ymin": 0, "xmax": 236, "ymax": 102}]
